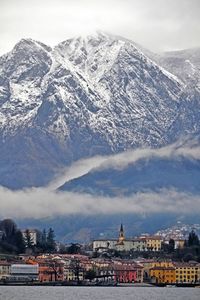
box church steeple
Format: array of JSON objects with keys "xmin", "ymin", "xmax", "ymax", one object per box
[{"xmin": 118, "ymin": 223, "xmax": 125, "ymax": 243}]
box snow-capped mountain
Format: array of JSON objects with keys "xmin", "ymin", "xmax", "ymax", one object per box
[
  {"xmin": 156, "ymin": 48, "xmax": 200, "ymax": 92},
  {"xmin": 0, "ymin": 33, "xmax": 199, "ymax": 189}
]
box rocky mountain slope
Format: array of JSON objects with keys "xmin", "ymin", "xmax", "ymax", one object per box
[
  {"xmin": 60, "ymin": 156, "xmax": 200, "ymax": 196},
  {"xmin": 0, "ymin": 33, "xmax": 199, "ymax": 189},
  {"xmin": 156, "ymin": 48, "xmax": 200, "ymax": 91}
]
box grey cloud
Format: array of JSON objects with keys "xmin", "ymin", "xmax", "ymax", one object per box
[
  {"xmin": 0, "ymin": 0, "xmax": 200, "ymax": 55},
  {"xmin": 0, "ymin": 141, "xmax": 199, "ymax": 219},
  {"xmin": 0, "ymin": 186, "xmax": 199, "ymax": 219},
  {"xmin": 48, "ymin": 155, "xmax": 108, "ymax": 191}
]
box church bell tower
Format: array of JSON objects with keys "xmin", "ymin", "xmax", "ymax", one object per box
[{"xmin": 118, "ymin": 223, "xmax": 125, "ymax": 243}]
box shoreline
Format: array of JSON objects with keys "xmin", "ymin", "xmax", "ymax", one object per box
[{"xmin": 0, "ymin": 281, "xmax": 200, "ymax": 288}]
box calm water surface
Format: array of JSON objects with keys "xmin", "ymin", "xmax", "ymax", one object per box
[{"xmin": 0, "ymin": 286, "xmax": 199, "ymax": 300}]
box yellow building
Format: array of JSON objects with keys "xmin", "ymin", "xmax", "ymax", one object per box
[
  {"xmin": 149, "ymin": 266, "xmax": 176, "ymax": 284},
  {"xmin": 141, "ymin": 236, "xmax": 162, "ymax": 251},
  {"xmin": 0, "ymin": 262, "xmax": 11, "ymax": 279},
  {"xmin": 141, "ymin": 260, "xmax": 173, "ymax": 281},
  {"xmin": 174, "ymin": 262, "xmax": 199, "ymax": 283},
  {"xmin": 197, "ymin": 263, "xmax": 200, "ymax": 283}
]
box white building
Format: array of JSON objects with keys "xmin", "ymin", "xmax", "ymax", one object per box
[
  {"xmin": 93, "ymin": 239, "xmax": 117, "ymax": 252},
  {"xmin": 132, "ymin": 239, "xmax": 147, "ymax": 251},
  {"xmin": 93, "ymin": 224, "xmax": 137, "ymax": 252},
  {"xmin": 10, "ymin": 264, "xmax": 39, "ymax": 281}
]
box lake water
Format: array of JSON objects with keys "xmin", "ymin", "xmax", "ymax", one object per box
[{"xmin": 0, "ymin": 286, "xmax": 199, "ymax": 300}]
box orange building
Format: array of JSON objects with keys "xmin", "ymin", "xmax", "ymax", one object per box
[
  {"xmin": 27, "ymin": 258, "xmax": 64, "ymax": 282},
  {"xmin": 149, "ymin": 266, "xmax": 176, "ymax": 284}
]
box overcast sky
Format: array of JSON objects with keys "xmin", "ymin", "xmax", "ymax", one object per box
[{"xmin": 0, "ymin": 0, "xmax": 200, "ymax": 55}]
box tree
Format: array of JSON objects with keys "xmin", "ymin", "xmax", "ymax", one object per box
[
  {"xmin": 66, "ymin": 243, "xmax": 81, "ymax": 254},
  {"xmin": 38, "ymin": 229, "xmax": 47, "ymax": 251},
  {"xmin": 0, "ymin": 219, "xmax": 25, "ymax": 254},
  {"xmin": 41, "ymin": 229, "xmax": 47, "ymax": 245},
  {"xmin": 168, "ymin": 239, "xmax": 175, "ymax": 253},
  {"xmin": 188, "ymin": 230, "xmax": 199, "ymax": 247},
  {"xmin": 59, "ymin": 243, "xmax": 67, "ymax": 254},
  {"xmin": 47, "ymin": 228, "xmax": 56, "ymax": 252},
  {"xmin": 24, "ymin": 229, "xmax": 34, "ymax": 248},
  {"xmin": 48, "ymin": 260, "xmax": 63, "ymax": 282},
  {"xmin": 85, "ymin": 269, "xmax": 96, "ymax": 282},
  {"xmin": 14, "ymin": 230, "xmax": 25, "ymax": 253},
  {"xmin": 0, "ymin": 219, "xmax": 17, "ymax": 241},
  {"xmin": 184, "ymin": 239, "xmax": 188, "ymax": 247},
  {"xmin": 70, "ymin": 259, "xmax": 83, "ymax": 283},
  {"xmin": 183, "ymin": 253, "xmax": 195, "ymax": 262},
  {"xmin": 35, "ymin": 229, "xmax": 47, "ymax": 253}
]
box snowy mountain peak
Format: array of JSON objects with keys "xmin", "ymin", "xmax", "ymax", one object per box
[
  {"xmin": 13, "ymin": 38, "xmax": 52, "ymax": 53},
  {"xmin": 0, "ymin": 35, "xmax": 199, "ymax": 189},
  {"xmin": 55, "ymin": 32, "xmax": 183, "ymax": 89}
]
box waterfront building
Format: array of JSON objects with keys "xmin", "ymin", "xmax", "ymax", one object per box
[
  {"xmin": 65, "ymin": 265, "xmax": 84, "ymax": 281},
  {"xmin": 91, "ymin": 258, "xmax": 112, "ymax": 269},
  {"xmin": 0, "ymin": 261, "xmax": 11, "ymax": 279},
  {"xmin": 173, "ymin": 262, "xmax": 199, "ymax": 283},
  {"xmin": 10, "ymin": 264, "xmax": 39, "ymax": 282},
  {"xmin": 113, "ymin": 260, "xmax": 144, "ymax": 283},
  {"xmin": 28, "ymin": 258, "xmax": 64, "ymax": 282},
  {"xmin": 137, "ymin": 259, "xmax": 156, "ymax": 280},
  {"xmin": 197, "ymin": 263, "xmax": 200, "ymax": 282},
  {"xmin": 139, "ymin": 260, "xmax": 174, "ymax": 281},
  {"xmin": 152, "ymin": 261, "xmax": 174, "ymax": 268},
  {"xmin": 149, "ymin": 265, "xmax": 176, "ymax": 284},
  {"xmin": 96, "ymin": 266, "xmax": 115, "ymax": 282},
  {"xmin": 113, "ymin": 264, "xmax": 137, "ymax": 283}
]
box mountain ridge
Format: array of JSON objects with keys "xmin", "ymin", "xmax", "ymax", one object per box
[{"xmin": 0, "ymin": 33, "xmax": 199, "ymax": 189}]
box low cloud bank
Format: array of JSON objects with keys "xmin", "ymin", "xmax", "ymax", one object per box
[
  {"xmin": 0, "ymin": 187, "xmax": 199, "ymax": 219},
  {"xmin": 0, "ymin": 140, "xmax": 199, "ymax": 219}
]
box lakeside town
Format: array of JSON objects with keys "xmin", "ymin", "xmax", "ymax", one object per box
[{"xmin": 0, "ymin": 219, "xmax": 200, "ymax": 287}]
